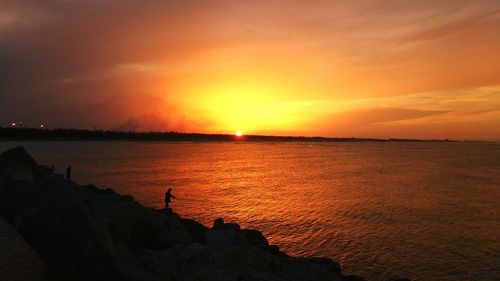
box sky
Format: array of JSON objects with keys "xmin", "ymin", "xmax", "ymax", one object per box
[{"xmin": 1, "ymin": 0, "xmax": 500, "ymax": 140}]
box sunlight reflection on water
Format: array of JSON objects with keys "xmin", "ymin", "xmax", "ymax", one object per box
[{"xmin": 1, "ymin": 141, "xmax": 499, "ymax": 281}]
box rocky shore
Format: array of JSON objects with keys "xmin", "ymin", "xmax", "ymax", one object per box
[{"xmin": 0, "ymin": 146, "xmax": 409, "ymax": 281}]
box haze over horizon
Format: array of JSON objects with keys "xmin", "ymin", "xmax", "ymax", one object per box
[{"xmin": 1, "ymin": 1, "xmax": 500, "ymax": 140}]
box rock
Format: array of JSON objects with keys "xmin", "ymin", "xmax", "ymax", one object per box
[
  {"xmin": 158, "ymin": 207, "xmax": 173, "ymax": 215},
  {"xmin": 38, "ymin": 165, "xmax": 54, "ymax": 175},
  {"xmin": 0, "ymin": 146, "xmax": 42, "ymax": 183},
  {"xmin": 0, "ymin": 177, "xmax": 136, "ymax": 280},
  {"xmin": 213, "ymin": 217, "xmax": 224, "ymax": 228},
  {"xmin": 94, "ymin": 196, "xmax": 194, "ymax": 250},
  {"xmin": 267, "ymin": 244, "xmax": 288, "ymax": 257},
  {"xmin": 213, "ymin": 218, "xmax": 241, "ymax": 231},
  {"xmin": 205, "ymin": 229, "xmax": 248, "ymax": 251},
  {"xmin": 343, "ymin": 275, "xmax": 367, "ymax": 281},
  {"xmin": 83, "ymin": 184, "xmax": 116, "ymax": 195},
  {"xmin": 242, "ymin": 229, "xmax": 269, "ymax": 247},
  {"xmin": 307, "ymin": 257, "xmax": 342, "ymax": 276},
  {"xmin": 386, "ymin": 279, "xmax": 411, "ymax": 281},
  {"xmin": 181, "ymin": 218, "xmax": 209, "ymax": 244},
  {"xmin": 223, "ymin": 222, "xmax": 241, "ymax": 231},
  {"xmin": 0, "ymin": 147, "xmax": 193, "ymax": 280}
]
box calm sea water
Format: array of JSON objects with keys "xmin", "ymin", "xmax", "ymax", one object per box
[{"xmin": 1, "ymin": 141, "xmax": 499, "ymax": 281}]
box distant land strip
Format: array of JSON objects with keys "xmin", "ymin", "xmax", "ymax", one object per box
[{"xmin": 0, "ymin": 127, "xmax": 459, "ymax": 142}]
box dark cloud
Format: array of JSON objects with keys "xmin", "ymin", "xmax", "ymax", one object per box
[
  {"xmin": 113, "ymin": 113, "xmax": 211, "ymax": 132},
  {"xmin": 0, "ymin": 0, "xmax": 218, "ymax": 130}
]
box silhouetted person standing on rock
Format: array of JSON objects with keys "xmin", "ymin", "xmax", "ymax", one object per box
[
  {"xmin": 66, "ymin": 165, "xmax": 71, "ymax": 180},
  {"xmin": 164, "ymin": 188, "xmax": 175, "ymax": 209}
]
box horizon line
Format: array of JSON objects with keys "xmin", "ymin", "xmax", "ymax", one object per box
[{"xmin": 0, "ymin": 127, "xmax": 489, "ymax": 142}]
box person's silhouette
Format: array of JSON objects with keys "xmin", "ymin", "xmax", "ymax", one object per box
[
  {"xmin": 164, "ymin": 188, "xmax": 176, "ymax": 209},
  {"xmin": 66, "ymin": 165, "xmax": 72, "ymax": 180}
]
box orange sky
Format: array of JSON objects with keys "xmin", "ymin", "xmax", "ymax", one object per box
[{"xmin": 1, "ymin": 1, "xmax": 499, "ymax": 139}]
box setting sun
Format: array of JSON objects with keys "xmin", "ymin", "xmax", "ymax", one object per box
[{"xmin": 235, "ymin": 131, "xmax": 243, "ymax": 137}]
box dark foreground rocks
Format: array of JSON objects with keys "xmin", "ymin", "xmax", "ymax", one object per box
[{"xmin": 0, "ymin": 146, "xmax": 408, "ymax": 281}]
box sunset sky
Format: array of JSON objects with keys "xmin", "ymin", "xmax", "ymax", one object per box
[{"xmin": 1, "ymin": 1, "xmax": 499, "ymax": 140}]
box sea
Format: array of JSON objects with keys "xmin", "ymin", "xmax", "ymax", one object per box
[{"xmin": 1, "ymin": 141, "xmax": 499, "ymax": 281}]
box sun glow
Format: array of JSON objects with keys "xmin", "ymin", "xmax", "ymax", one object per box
[
  {"xmin": 235, "ymin": 131, "xmax": 243, "ymax": 137},
  {"xmin": 180, "ymin": 72, "xmax": 315, "ymax": 134}
]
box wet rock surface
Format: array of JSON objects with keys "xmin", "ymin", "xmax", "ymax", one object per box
[{"xmin": 0, "ymin": 146, "xmax": 409, "ymax": 281}]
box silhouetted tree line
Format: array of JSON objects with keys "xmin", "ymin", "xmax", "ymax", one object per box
[{"xmin": 0, "ymin": 127, "xmax": 454, "ymax": 142}]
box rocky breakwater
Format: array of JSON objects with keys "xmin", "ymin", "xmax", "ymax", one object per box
[{"xmin": 0, "ymin": 146, "xmax": 409, "ymax": 281}]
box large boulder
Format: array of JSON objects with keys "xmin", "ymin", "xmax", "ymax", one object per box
[
  {"xmin": 0, "ymin": 146, "xmax": 42, "ymax": 183},
  {"xmin": 343, "ymin": 275, "xmax": 368, "ymax": 281},
  {"xmin": 307, "ymin": 257, "xmax": 342, "ymax": 276},
  {"xmin": 181, "ymin": 218, "xmax": 209, "ymax": 243},
  {"xmin": 0, "ymin": 175, "xmax": 141, "ymax": 280},
  {"xmin": 242, "ymin": 229, "xmax": 269, "ymax": 247},
  {"xmin": 205, "ymin": 228, "xmax": 248, "ymax": 251},
  {"xmin": 89, "ymin": 192, "xmax": 194, "ymax": 250},
  {"xmin": 213, "ymin": 217, "xmax": 241, "ymax": 231}
]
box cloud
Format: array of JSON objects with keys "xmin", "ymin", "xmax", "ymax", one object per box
[
  {"xmin": 394, "ymin": 7, "xmax": 500, "ymax": 45},
  {"xmin": 113, "ymin": 111, "xmax": 214, "ymax": 132},
  {"xmin": 59, "ymin": 63, "xmax": 168, "ymax": 83},
  {"xmin": 0, "ymin": 0, "xmax": 215, "ymax": 129},
  {"xmin": 328, "ymin": 107, "xmax": 447, "ymax": 128}
]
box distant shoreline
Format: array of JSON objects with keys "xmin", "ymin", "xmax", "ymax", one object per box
[{"xmin": 0, "ymin": 127, "xmax": 464, "ymax": 142}]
